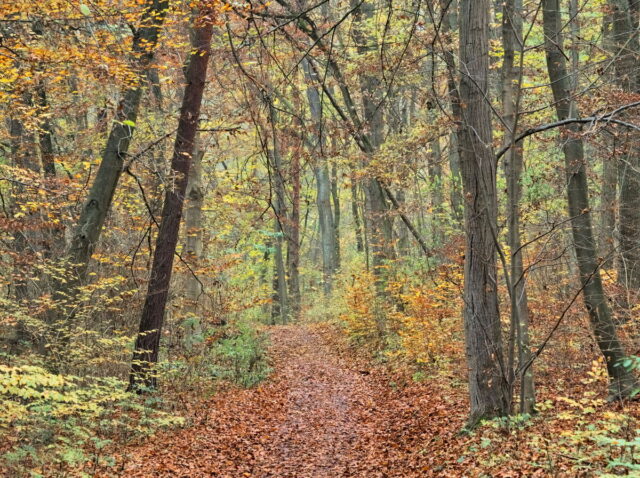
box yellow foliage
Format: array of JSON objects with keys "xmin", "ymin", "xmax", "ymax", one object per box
[{"xmin": 341, "ymin": 263, "xmax": 463, "ymax": 368}]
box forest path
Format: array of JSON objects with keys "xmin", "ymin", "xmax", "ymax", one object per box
[{"xmin": 122, "ymin": 323, "xmax": 460, "ymax": 477}]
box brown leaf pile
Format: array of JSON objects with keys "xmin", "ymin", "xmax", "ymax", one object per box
[
  {"xmin": 110, "ymin": 321, "xmax": 640, "ymax": 477},
  {"xmin": 114, "ymin": 323, "xmax": 467, "ymax": 477}
]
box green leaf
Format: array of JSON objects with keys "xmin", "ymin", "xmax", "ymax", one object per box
[
  {"xmin": 79, "ymin": 4, "xmax": 91, "ymax": 16},
  {"xmin": 122, "ymin": 120, "xmax": 136, "ymax": 127}
]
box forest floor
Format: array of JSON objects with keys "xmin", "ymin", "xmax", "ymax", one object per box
[
  {"xmin": 113, "ymin": 321, "xmax": 640, "ymax": 477},
  {"xmin": 117, "ymin": 322, "xmax": 469, "ymax": 477}
]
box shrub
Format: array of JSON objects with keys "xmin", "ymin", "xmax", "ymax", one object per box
[{"xmin": 0, "ymin": 362, "xmax": 184, "ymax": 476}]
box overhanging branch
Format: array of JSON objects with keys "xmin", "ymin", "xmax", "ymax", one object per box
[{"xmin": 496, "ymin": 101, "xmax": 640, "ymax": 160}]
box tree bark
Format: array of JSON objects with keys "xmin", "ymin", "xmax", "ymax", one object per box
[
  {"xmin": 543, "ymin": 0, "xmax": 637, "ymax": 398},
  {"xmin": 428, "ymin": 138, "xmax": 444, "ymax": 247},
  {"xmin": 609, "ymin": 0, "xmax": 640, "ymax": 291},
  {"xmin": 287, "ymin": 148, "xmax": 301, "ymax": 318},
  {"xmin": 458, "ymin": 0, "xmax": 511, "ymax": 425},
  {"xmin": 184, "ymin": 137, "xmax": 205, "ymax": 342},
  {"xmin": 8, "ymin": 110, "xmax": 38, "ymax": 347},
  {"xmin": 129, "ymin": 13, "xmax": 213, "ymax": 390},
  {"xmin": 501, "ymin": 0, "xmax": 535, "ymax": 414},
  {"xmin": 351, "ymin": 178, "xmax": 364, "ymax": 253},
  {"xmin": 440, "ymin": 0, "xmax": 464, "ymax": 226},
  {"xmin": 269, "ymin": 101, "xmax": 290, "ymax": 325},
  {"xmin": 331, "ymin": 161, "xmax": 341, "ymax": 270}
]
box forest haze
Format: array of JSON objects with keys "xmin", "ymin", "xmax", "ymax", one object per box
[{"xmin": 3, "ymin": 0, "xmax": 640, "ymax": 475}]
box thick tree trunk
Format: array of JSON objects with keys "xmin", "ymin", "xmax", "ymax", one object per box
[
  {"xmin": 129, "ymin": 14, "xmax": 213, "ymax": 390},
  {"xmin": 501, "ymin": 0, "xmax": 535, "ymax": 414},
  {"xmin": 316, "ymin": 165, "xmax": 336, "ymax": 294},
  {"xmin": 543, "ymin": 0, "xmax": 637, "ymax": 398},
  {"xmin": 458, "ymin": 0, "xmax": 511, "ymax": 425}
]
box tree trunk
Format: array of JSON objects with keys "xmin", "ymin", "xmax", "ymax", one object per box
[
  {"xmin": 303, "ymin": 59, "xmax": 337, "ymax": 295},
  {"xmin": 331, "ymin": 162, "xmax": 341, "ymax": 270},
  {"xmin": 351, "ymin": 177, "xmax": 364, "ymax": 253},
  {"xmin": 448, "ymin": 133, "xmax": 464, "ymax": 224},
  {"xmin": 501, "ymin": 0, "xmax": 535, "ymax": 414},
  {"xmin": 440, "ymin": 0, "xmax": 464, "ymax": 226},
  {"xmin": 609, "ymin": 0, "xmax": 640, "ymax": 291},
  {"xmin": 601, "ymin": 142, "xmax": 618, "ymax": 258},
  {"xmin": 351, "ymin": 0, "xmax": 395, "ymax": 288},
  {"xmin": 269, "ymin": 102, "xmax": 290, "ymax": 325},
  {"xmin": 35, "ymin": 83, "xmax": 56, "ymax": 178},
  {"xmin": 51, "ymin": 0, "xmax": 168, "ymax": 321},
  {"xmin": 184, "ymin": 137, "xmax": 205, "ymax": 342},
  {"xmin": 8, "ymin": 111, "xmax": 38, "ymax": 347},
  {"xmin": 396, "ymin": 189, "xmax": 410, "ymax": 255},
  {"xmin": 287, "ymin": 150, "xmax": 301, "ymax": 318},
  {"xmin": 129, "ymin": 13, "xmax": 213, "ymax": 390},
  {"xmin": 458, "ymin": 0, "xmax": 511, "ymax": 425},
  {"xmin": 543, "ymin": 0, "xmax": 637, "ymax": 398},
  {"xmin": 428, "ymin": 138, "xmax": 444, "ymax": 247}
]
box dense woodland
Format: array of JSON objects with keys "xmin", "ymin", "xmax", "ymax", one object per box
[{"xmin": 4, "ymin": 0, "xmax": 640, "ymax": 475}]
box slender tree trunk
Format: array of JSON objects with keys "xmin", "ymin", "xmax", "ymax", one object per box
[
  {"xmin": 33, "ymin": 81, "xmax": 67, "ymax": 262},
  {"xmin": 395, "ymin": 189, "xmax": 410, "ymax": 255},
  {"xmin": 501, "ymin": 0, "xmax": 535, "ymax": 414},
  {"xmin": 458, "ymin": 0, "xmax": 511, "ymax": 425},
  {"xmin": 351, "ymin": 0, "xmax": 395, "ymax": 288},
  {"xmin": 601, "ymin": 142, "xmax": 618, "ymax": 258},
  {"xmin": 543, "ymin": 0, "xmax": 637, "ymax": 398},
  {"xmin": 609, "ymin": 0, "xmax": 640, "ymax": 291},
  {"xmin": 129, "ymin": 13, "xmax": 213, "ymax": 390},
  {"xmin": 35, "ymin": 83, "xmax": 56, "ymax": 178},
  {"xmin": 287, "ymin": 150, "xmax": 301, "ymax": 318},
  {"xmin": 428, "ymin": 138, "xmax": 444, "ymax": 247},
  {"xmin": 303, "ymin": 59, "xmax": 337, "ymax": 294},
  {"xmin": 448, "ymin": 133, "xmax": 464, "ymax": 224},
  {"xmin": 599, "ymin": 12, "xmax": 618, "ymax": 260},
  {"xmin": 269, "ymin": 102, "xmax": 290, "ymax": 324},
  {"xmin": 184, "ymin": 137, "xmax": 205, "ymax": 342},
  {"xmin": 440, "ymin": 0, "xmax": 464, "ymax": 226},
  {"xmin": 8, "ymin": 112, "xmax": 38, "ymax": 347},
  {"xmin": 51, "ymin": 0, "xmax": 168, "ymax": 321},
  {"xmin": 331, "ymin": 162, "xmax": 341, "ymax": 270},
  {"xmin": 351, "ymin": 177, "xmax": 364, "ymax": 253}
]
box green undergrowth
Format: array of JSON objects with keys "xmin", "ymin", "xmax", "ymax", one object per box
[
  {"xmin": 0, "ymin": 314, "xmax": 272, "ymax": 476},
  {"xmin": 0, "ymin": 358, "xmax": 184, "ymax": 477}
]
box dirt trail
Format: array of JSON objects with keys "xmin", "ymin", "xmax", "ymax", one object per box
[{"xmin": 122, "ymin": 324, "xmax": 462, "ymax": 477}]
